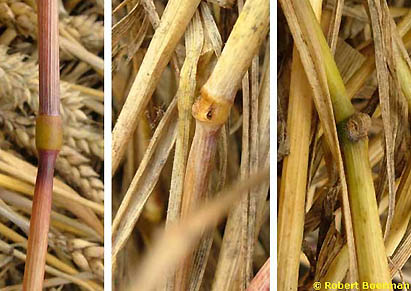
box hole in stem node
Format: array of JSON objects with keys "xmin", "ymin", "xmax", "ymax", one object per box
[{"xmin": 206, "ymin": 110, "xmax": 213, "ymax": 120}]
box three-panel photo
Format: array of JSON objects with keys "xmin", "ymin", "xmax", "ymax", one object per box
[{"xmin": 1, "ymin": 0, "xmax": 411, "ymax": 290}]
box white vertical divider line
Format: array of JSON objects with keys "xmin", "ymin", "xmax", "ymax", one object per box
[
  {"xmin": 104, "ymin": 0, "xmax": 112, "ymax": 289},
  {"xmin": 270, "ymin": 0, "xmax": 277, "ymax": 289}
]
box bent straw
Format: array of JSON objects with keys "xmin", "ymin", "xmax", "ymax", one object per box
[
  {"xmin": 23, "ymin": 1, "xmax": 62, "ymax": 290},
  {"xmin": 174, "ymin": 0, "xmax": 269, "ymax": 289}
]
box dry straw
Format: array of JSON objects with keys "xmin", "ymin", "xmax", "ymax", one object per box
[
  {"xmin": 111, "ymin": 0, "xmax": 202, "ymax": 174},
  {"xmin": 174, "ymin": 0, "xmax": 268, "ymax": 289},
  {"xmin": 278, "ymin": 0, "xmax": 411, "ymax": 289},
  {"xmin": 112, "ymin": 1, "xmax": 270, "ymax": 290}
]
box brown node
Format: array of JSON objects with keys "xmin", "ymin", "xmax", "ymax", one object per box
[
  {"xmin": 192, "ymin": 88, "xmax": 232, "ymax": 125},
  {"xmin": 345, "ymin": 112, "xmax": 371, "ymax": 142},
  {"xmin": 36, "ymin": 115, "xmax": 63, "ymax": 151}
]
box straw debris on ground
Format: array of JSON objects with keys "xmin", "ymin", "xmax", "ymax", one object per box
[
  {"xmin": 111, "ymin": 0, "xmax": 270, "ymax": 290},
  {"xmin": 278, "ymin": 0, "xmax": 411, "ymax": 289}
]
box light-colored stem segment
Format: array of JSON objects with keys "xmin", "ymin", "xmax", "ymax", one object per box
[
  {"xmin": 321, "ymin": 157, "xmax": 411, "ymax": 288},
  {"xmin": 341, "ymin": 137, "xmax": 391, "ymax": 287},
  {"xmin": 111, "ymin": 0, "xmax": 201, "ymax": 174},
  {"xmin": 165, "ymin": 13, "xmax": 203, "ymax": 291},
  {"xmin": 396, "ymin": 51, "xmax": 411, "ymax": 110},
  {"xmin": 277, "ymin": 1, "xmax": 322, "ymax": 290},
  {"xmin": 167, "ymin": 11, "xmax": 204, "ymax": 226},
  {"xmin": 201, "ymin": 0, "xmax": 269, "ymax": 108},
  {"xmin": 112, "ymin": 100, "xmax": 178, "ymax": 267},
  {"xmin": 277, "ymin": 52, "xmax": 314, "ymax": 290}
]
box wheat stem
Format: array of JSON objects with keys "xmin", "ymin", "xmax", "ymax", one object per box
[
  {"xmin": 23, "ymin": 1, "xmax": 62, "ymax": 289},
  {"xmin": 175, "ymin": 0, "xmax": 269, "ymax": 289},
  {"xmin": 302, "ymin": 0, "xmax": 392, "ymax": 287},
  {"xmin": 321, "ymin": 157, "xmax": 411, "ymax": 287},
  {"xmin": 277, "ymin": 1, "xmax": 322, "ymax": 290}
]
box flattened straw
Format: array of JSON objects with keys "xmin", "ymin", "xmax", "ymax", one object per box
[
  {"xmin": 166, "ymin": 11, "xmax": 204, "ymax": 227},
  {"xmin": 112, "ymin": 100, "xmax": 178, "ymax": 267},
  {"xmin": 366, "ymin": 0, "xmax": 397, "ymax": 240},
  {"xmin": 326, "ymin": 0, "xmax": 344, "ymax": 54},
  {"xmin": 164, "ymin": 12, "xmax": 203, "ymax": 291}
]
